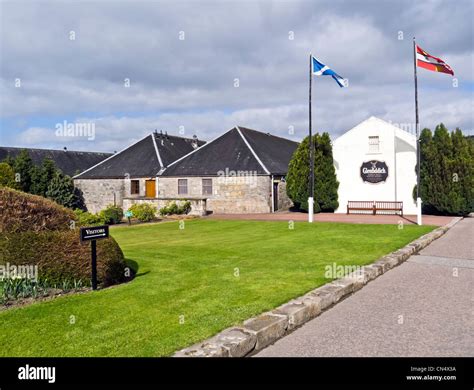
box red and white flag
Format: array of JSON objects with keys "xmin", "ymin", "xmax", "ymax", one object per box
[{"xmin": 416, "ymin": 45, "xmax": 454, "ymax": 76}]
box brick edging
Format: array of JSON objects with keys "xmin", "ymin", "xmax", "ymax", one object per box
[{"xmin": 173, "ymin": 217, "xmax": 463, "ymax": 357}]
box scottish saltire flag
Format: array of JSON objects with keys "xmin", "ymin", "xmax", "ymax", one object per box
[{"xmin": 312, "ymin": 56, "xmax": 347, "ymax": 87}]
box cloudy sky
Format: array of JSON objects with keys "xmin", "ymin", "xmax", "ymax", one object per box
[{"xmin": 0, "ymin": 0, "xmax": 472, "ymax": 152}]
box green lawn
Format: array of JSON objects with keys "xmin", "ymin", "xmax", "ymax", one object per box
[{"xmin": 0, "ymin": 219, "xmax": 433, "ymax": 356}]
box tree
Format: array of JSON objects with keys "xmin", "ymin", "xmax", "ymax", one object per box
[
  {"xmin": 0, "ymin": 162, "xmax": 17, "ymax": 188},
  {"xmin": 417, "ymin": 124, "xmax": 473, "ymax": 216},
  {"xmin": 286, "ymin": 132, "xmax": 339, "ymax": 212},
  {"xmin": 2, "ymin": 155, "xmax": 16, "ymax": 168},
  {"xmin": 314, "ymin": 133, "xmax": 339, "ymax": 211},
  {"xmin": 46, "ymin": 173, "xmax": 77, "ymax": 209},
  {"xmin": 30, "ymin": 158, "xmax": 57, "ymax": 197},
  {"xmin": 13, "ymin": 150, "xmax": 34, "ymax": 193}
]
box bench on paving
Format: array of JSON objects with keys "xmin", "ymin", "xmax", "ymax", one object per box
[{"xmin": 347, "ymin": 201, "xmax": 403, "ymax": 216}]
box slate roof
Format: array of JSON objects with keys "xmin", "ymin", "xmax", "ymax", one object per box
[
  {"xmin": 74, "ymin": 132, "xmax": 205, "ymax": 179},
  {"xmin": 161, "ymin": 126, "xmax": 298, "ymax": 177},
  {"xmin": 0, "ymin": 146, "xmax": 112, "ymax": 177}
]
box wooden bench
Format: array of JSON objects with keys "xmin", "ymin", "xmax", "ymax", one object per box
[{"xmin": 347, "ymin": 201, "xmax": 403, "ymax": 216}]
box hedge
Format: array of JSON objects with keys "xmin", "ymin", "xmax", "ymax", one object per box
[
  {"xmin": 0, "ymin": 230, "xmax": 127, "ymax": 286},
  {"xmin": 0, "ymin": 187, "xmax": 74, "ymax": 233},
  {"xmin": 0, "ymin": 187, "xmax": 129, "ymax": 286}
]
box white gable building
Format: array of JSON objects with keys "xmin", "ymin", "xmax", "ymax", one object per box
[{"xmin": 333, "ymin": 116, "xmax": 417, "ymax": 215}]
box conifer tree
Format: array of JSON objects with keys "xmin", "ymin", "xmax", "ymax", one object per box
[
  {"xmin": 12, "ymin": 149, "xmax": 34, "ymax": 193},
  {"xmin": 417, "ymin": 124, "xmax": 473, "ymax": 215},
  {"xmin": 286, "ymin": 132, "xmax": 339, "ymax": 212}
]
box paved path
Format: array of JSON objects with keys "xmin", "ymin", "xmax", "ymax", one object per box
[
  {"xmin": 256, "ymin": 217, "xmax": 474, "ymax": 357},
  {"xmin": 209, "ymin": 212, "xmax": 453, "ymax": 226}
]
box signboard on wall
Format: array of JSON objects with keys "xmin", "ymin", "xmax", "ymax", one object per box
[{"xmin": 360, "ymin": 160, "xmax": 388, "ymax": 184}]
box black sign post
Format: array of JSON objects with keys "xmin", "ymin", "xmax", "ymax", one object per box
[{"xmin": 80, "ymin": 225, "xmax": 109, "ymax": 290}]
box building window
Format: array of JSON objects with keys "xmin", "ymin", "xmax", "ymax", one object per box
[
  {"xmin": 202, "ymin": 179, "xmax": 212, "ymax": 195},
  {"xmin": 368, "ymin": 136, "xmax": 380, "ymax": 153},
  {"xmin": 131, "ymin": 180, "xmax": 140, "ymax": 195},
  {"xmin": 178, "ymin": 179, "xmax": 188, "ymax": 195}
]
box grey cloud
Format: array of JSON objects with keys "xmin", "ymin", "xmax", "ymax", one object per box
[{"xmin": 0, "ymin": 0, "xmax": 472, "ymax": 150}]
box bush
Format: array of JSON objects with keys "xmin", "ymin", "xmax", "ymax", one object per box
[
  {"xmin": 179, "ymin": 200, "xmax": 192, "ymax": 215},
  {"xmin": 159, "ymin": 200, "xmax": 191, "ymax": 216},
  {"xmin": 0, "ymin": 187, "xmax": 75, "ymax": 233},
  {"xmin": 128, "ymin": 203, "xmax": 157, "ymax": 222},
  {"xmin": 0, "ymin": 187, "xmax": 129, "ymax": 287},
  {"xmin": 0, "ymin": 162, "xmax": 17, "ymax": 188},
  {"xmin": 73, "ymin": 209, "xmax": 106, "ymax": 227},
  {"xmin": 0, "ymin": 230, "xmax": 127, "ymax": 286},
  {"xmin": 99, "ymin": 205, "xmax": 123, "ymax": 225}
]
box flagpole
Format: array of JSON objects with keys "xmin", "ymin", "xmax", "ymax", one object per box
[
  {"xmin": 413, "ymin": 37, "xmax": 422, "ymax": 225},
  {"xmin": 308, "ymin": 53, "xmax": 314, "ymax": 223}
]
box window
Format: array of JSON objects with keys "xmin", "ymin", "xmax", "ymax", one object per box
[
  {"xmin": 202, "ymin": 179, "xmax": 212, "ymax": 195},
  {"xmin": 131, "ymin": 180, "xmax": 140, "ymax": 195},
  {"xmin": 368, "ymin": 136, "xmax": 380, "ymax": 153},
  {"xmin": 178, "ymin": 179, "xmax": 188, "ymax": 195}
]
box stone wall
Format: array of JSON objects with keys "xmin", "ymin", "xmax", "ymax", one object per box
[
  {"xmin": 157, "ymin": 176, "xmax": 272, "ymax": 214},
  {"xmin": 76, "ymin": 175, "xmax": 276, "ymax": 215},
  {"xmin": 277, "ymin": 181, "xmax": 293, "ymax": 210},
  {"xmin": 74, "ymin": 178, "xmax": 125, "ymax": 214},
  {"xmin": 75, "ymin": 177, "xmax": 159, "ymax": 213}
]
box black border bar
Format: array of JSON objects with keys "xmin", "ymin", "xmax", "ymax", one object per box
[{"xmin": 0, "ymin": 357, "xmax": 472, "ymax": 387}]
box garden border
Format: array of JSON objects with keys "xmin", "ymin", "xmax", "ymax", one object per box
[{"xmin": 174, "ymin": 217, "xmax": 463, "ymax": 357}]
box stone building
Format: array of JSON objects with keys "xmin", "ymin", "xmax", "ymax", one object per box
[
  {"xmin": 73, "ymin": 127, "xmax": 298, "ymax": 215},
  {"xmin": 74, "ymin": 131, "xmax": 205, "ymax": 214},
  {"xmin": 333, "ymin": 116, "xmax": 417, "ymax": 215},
  {"xmin": 159, "ymin": 126, "xmax": 298, "ymax": 214}
]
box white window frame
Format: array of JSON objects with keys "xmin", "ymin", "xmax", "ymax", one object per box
[
  {"xmin": 368, "ymin": 136, "xmax": 380, "ymax": 153},
  {"xmin": 202, "ymin": 178, "xmax": 212, "ymax": 195},
  {"xmin": 178, "ymin": 179, "xmax": 188, "ymax": 195}
]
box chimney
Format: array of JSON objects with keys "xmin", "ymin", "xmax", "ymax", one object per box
[{"xmin": 191, "ymin": 135, "xmax": 198, "ymax": 149}]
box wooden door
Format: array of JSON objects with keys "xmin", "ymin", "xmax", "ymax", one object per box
[{"xmin": 145, "ymin": 180, "xmax": 156, "ymax": 198}]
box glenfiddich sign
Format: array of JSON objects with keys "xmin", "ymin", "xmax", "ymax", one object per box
[{"xmin": 360, "ymin": 160, "xmax": 388, "ymax": 183}]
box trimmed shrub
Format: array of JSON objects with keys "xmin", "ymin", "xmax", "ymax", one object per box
[
  {"xmin": 179, "ymin": 200, "xmax": 192, "ymax": 215},
  {"xmin": 0, "ymin": 230, "xmax": 127, "ymax": 286},
  {"xmin": 73, "ymin": 209, "xmax": 106, "ymax": 227},
  {"xmin": 0, "ymin": 187, "xmax": 129, "ymax": 287},
  {"xmin": 0, "ymin": 187, "xmax": 74, "ymax": 233},
  {"xmin": 159, "ymin": 200, "xmax": 191, "ymax": 216},
  {"xmin": 99, "ymin": 205, "xmax": 124, "ymax": 225},
  {"xmin": 128, "ymin": 203, "xmax": 157, "ymax": 222}
]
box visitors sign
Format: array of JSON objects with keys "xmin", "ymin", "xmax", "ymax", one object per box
[
  {"xmin": 80, "ymin": 225, "xmax": 109, "ymax": 290},
  {"xmin": 80, "ymin": 225, "xmax": 109, "ymax": 242}
]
